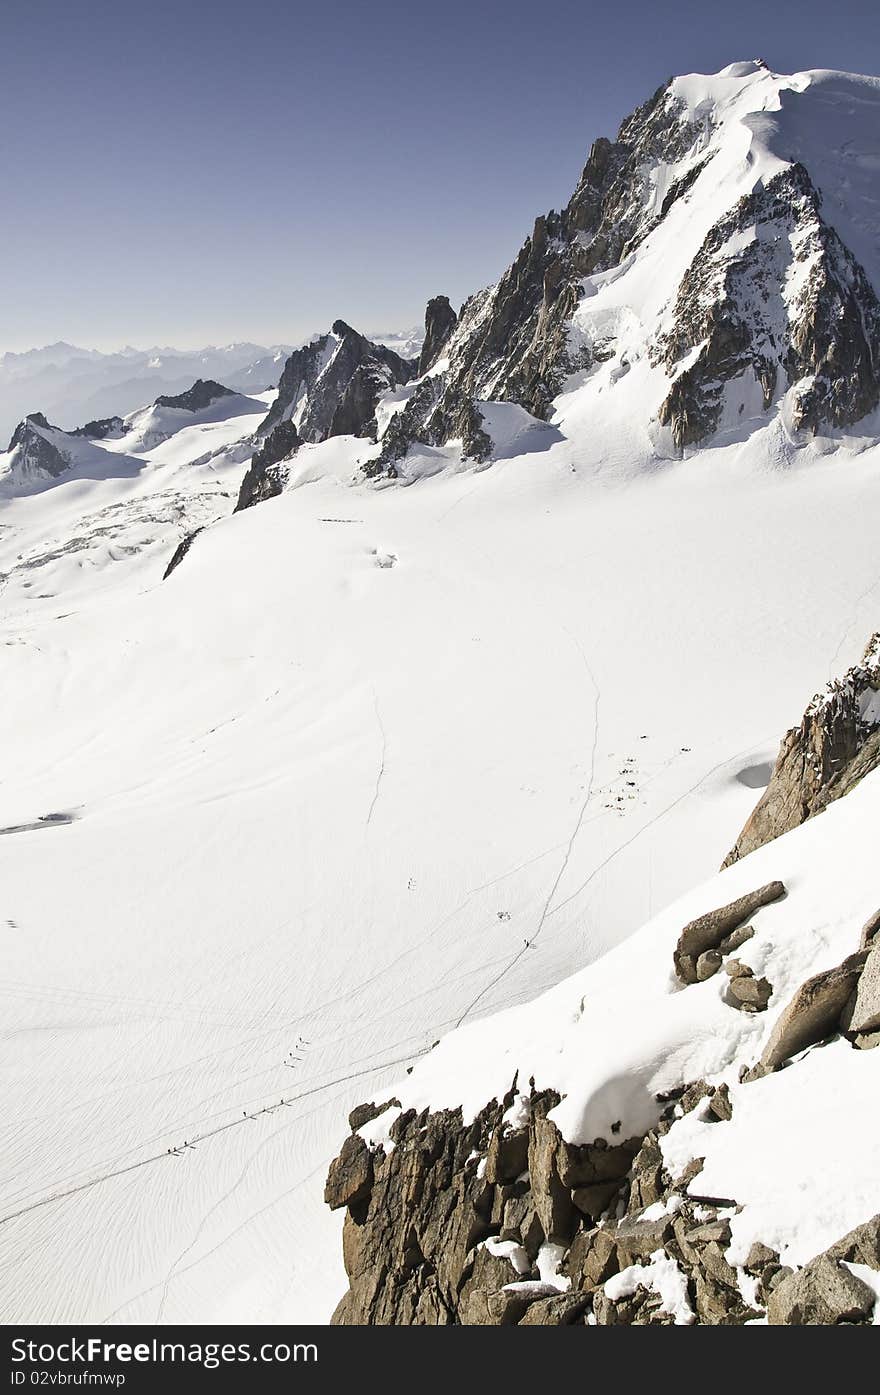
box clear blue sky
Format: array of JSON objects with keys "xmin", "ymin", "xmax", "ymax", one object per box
[{"xmin": 3, "ymin": 0, "xmax": 879, "ymax": 352}]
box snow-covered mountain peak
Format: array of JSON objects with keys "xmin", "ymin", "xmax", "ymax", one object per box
[
  {"xmin": 334, "ymin": 62, "xmax": 880, "ymax": 484},
  {"xmin": 2, "ymin": 413, "xmax": 76, "ymax": 489}
]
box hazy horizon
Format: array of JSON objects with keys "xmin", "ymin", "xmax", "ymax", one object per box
[{"xmin": 4, "ymin": 0, "xmax": 880, "ymax": 356}]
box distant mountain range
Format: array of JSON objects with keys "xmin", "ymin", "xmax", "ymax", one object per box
[{"xmin": 0, "ymin": 331, "xmax": 422, "ymax": 445}]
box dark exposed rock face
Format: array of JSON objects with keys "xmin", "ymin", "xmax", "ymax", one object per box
[
  {"xmin": 655, "ymin": 164, "xmax": 880, "ymax": 450},
  {"xmin": 235, "ymin": 420, "xmax": 302, "ymax": 512},
  {"xmin": 153, "ymin": 379, "xmax": 236, "ymax": 412},
  {"xmin": 163, "ymin": 527, "xmax": 204, "ymax": 580},
  {"xmin": 364, "ymin": 378, "xmax": 493, "ymax": 477},
  {"xmin": 724, "ymin": 633, "xmax": 880, "ymax": 866},
  {"xmin": 418, "ymin": 296, "xmax": 458, "ymax": 375},
  {"xmin": 366, "ymin": 86, "xmax": 880, "ymax": 476},
  {"xmin": 72, "ymin": 415, "xmax": 124, "ymax": 439},
  {"xmin": 238, "ymin": 322, "xmax": 417, "ymax": 507},
  {"xmin": 327, "ymin": 1086, "xmax": 643, "ymax": 1325},
  {"xmin": 371, "ymin": 84, "xmax": 708, "ymax": 474},
  {"xmin": 5, "ymin": 413, "xmax": 71, "ymax": 481},
  {"xmin": 257, "ymin": 322, "xmax": 416, "ymax": 446}
]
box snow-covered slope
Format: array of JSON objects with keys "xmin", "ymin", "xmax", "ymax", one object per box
[
  {"xmin": 1, "ymin": 60, "xmax": 879, "ymax": 1327},
  {"xmin": 110, "ymin": 382, "xmax": 267, "ymax": 454},
  {"xmin": 0, "ymin": 389, "xmax": 272, "ymax": 615},
  {"xmin": 2, "ymin": 426, "xmax": 880, "ymax": 1323}
]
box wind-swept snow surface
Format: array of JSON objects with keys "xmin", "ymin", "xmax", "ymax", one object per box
[{"xmin": 2, "ymin": 422, "xmax": 880, "ymax": 1322}]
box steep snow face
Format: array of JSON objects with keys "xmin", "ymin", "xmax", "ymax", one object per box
[
  {"xmin": 365, "ymin": 62, "xmax": 880, "ymax": 477},
  {"xmin": 564, "ymin": 64, "xmax": 880, "ymax": 454}
]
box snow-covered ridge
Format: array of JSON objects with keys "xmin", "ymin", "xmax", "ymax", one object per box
[{"xmin": 0, "ymin": 386, "xmax": 275, "ymax": 614}]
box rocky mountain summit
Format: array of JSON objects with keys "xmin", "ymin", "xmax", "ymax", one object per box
[
  {"xmin": 71, "ymin": 415, "xmax": 124, "ymax": 440},
  {"xmin": 366, "ymin": 65, "xmax": 880, "ymax": 475},
  {"xmin": 3, "ymin": 413, "xmax": 72, "ymax": 485},
  {"xmin": 236, "ymin": 323, "xmax": 417, "ymax": 509},
  {"xmin": 216, "ymin": 63, "xmax": 880, "ymax": 506},
  {"xmin": 153, "ymin": 379, "xmax": 236, "ymax": 413},
  {"xmin": 724, "ymin": 633, "xmax": 880, "ymax": 866},
  {"xmin": 417, "ymin": 296, "xmax": 458, "ymax": 376}
]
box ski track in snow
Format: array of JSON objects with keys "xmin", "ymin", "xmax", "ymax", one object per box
[
  {"xmin": 365, "ymin": 690, "xmax": 387, "ymax": 831},
  {"xmin": 455, "ymin": 629, "xmax": 602, "ymax": 1027}
]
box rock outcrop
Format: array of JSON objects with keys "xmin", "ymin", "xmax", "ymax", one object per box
[
  {"xmin": 724, "ymin": 634, "xmax": 880, "ymax": 866},
  {"xmin": 655, "ymin": 164, "xmax": 880, "ymax": 449},
  {"xmin": 240, "ymin": 322, "xmax": 417, "ymax": 505},
  {"xmin": 162, "ymin": 527, "xmax": 204, "ymax": 580},
  {"xmin": 327, "ymin": 1067, "xmax": 880, "ymax": 1324},
  {"xmin": 418, "ymin": 296, "xmax": 458, "ymax": 375},
  {"xmin": 3, "ymin": 413, "xmax": 72, "ymax": 483},
  {"xmin": 235, "ymin": 420, "xmax": 302, "ymax": 512},
  {"xmin": 753, "ymin": 949, "xmax": 869, "ymax": 1074},
  {"xmin": 672, "ymin": 881, "xmax": 785, "ymax": 985},
  {"xmin": 153, "ymin": 379, "xmax": 236, "ymax": 412},
  {"xmin": 72, "ymin": 415, "xmax": 124, "ymax": 439},
  {"xmin": 256, "ymin": 322, "xmax": 416, "ymax": 446},
  {"xmin": 767, "ymin": 1219, "xmax": 880, "ymax": 1323},
  {"xmin": 328, "ymin": 873, "xmax": 880, "ymax": 1324}
]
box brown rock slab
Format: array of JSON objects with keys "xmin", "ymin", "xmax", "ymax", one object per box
[
  {"xmin": 325, "ymin": 1133, "xmax": 374, "ymax": 1211},
  {"xmin": 673, "ymin": 882, "xmax": 785, "ymax": 983},
  {"xmin": 517, "ymin": 1291, "xmax": 591, "ymax": 1324},
  {"xmin": 572, "ymin": 1181, "xmax": 621, "ymax": 1220},
  {"xmin": 485, "ymin": 1123, "xmax": 529, "ymax": 1184},
  {"xmin": 568, "ymin": 1227, "xmax": 618, "ymax": 1290},
  {"xmin": 767, "ymin": 1254, "xmax": 876, "ymax": 1325},
  {"xmin": 759, "ymin": 950, "xmax": 869, "ymax": 1072},
  {"xmin": 849, "ymin": 942, "xmax": 880, "ymax": 1035},
  {"xmin": 528, "ymin": 1113, "xmax": 572, "ymax": 1243},
  {"xmin": 860, "ymin": 908, "xmax": 880, "ymax": 951}
]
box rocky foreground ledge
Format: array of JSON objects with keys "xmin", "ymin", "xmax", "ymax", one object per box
[
  {"xmin": 326, "ymin": 643, "xmax": 880, "ymax": 1325},
  {"xmin": 326, "ymin": 896, "xmax": 880, "ymax": 1325}
]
